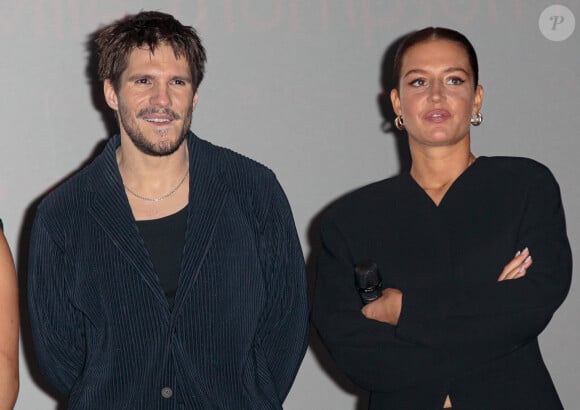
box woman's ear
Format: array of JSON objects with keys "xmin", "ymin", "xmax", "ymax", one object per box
[
  {"xmin": 473, "ymin": 84, "xmax": 484, "ymax": 114},
  {"xmin": 390, "ymin": 88, "xmax": 401, "ymax": 116}
]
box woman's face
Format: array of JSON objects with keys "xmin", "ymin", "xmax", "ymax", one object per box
[{"xmin": 390, "ymin": 39, "xmax": 483, "ymax": 149}]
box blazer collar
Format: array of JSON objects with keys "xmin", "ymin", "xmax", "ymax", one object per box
[
  {"xmin": 86, "ymin": 133, "xmax": 227, "ymax": 316},
  {"xmin": 173, "ymin": 133, "xmax": 227, "ymax": 317}
]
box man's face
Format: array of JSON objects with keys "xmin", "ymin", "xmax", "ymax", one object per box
[{"xmin": 104, "ymin": 44, "xmax": 198, "ymax": 156}]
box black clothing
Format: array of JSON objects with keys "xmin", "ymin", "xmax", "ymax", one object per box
[
  {"xmin": 136, "ymin": 206, "xmax": 188, "ymax": 310},
  {"xmin": 28, "ymin": 133, "xmax": 309, "ymax": 409},
  {"xmin": 313, "ymin": 157, "xmax": 571, "ymax": 409}
]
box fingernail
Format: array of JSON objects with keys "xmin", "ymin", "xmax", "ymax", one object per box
[
  {"xmin": 515, "ymin": 250, "xmax": 521, "ymax": 257},
  {"xmin": 524, "ymin": 255, "xmax": 532, "ymax": 264},
  {"xmin": 519, "ymin": 265, "xmax": 526, "ymax": 273},
  {"xmin": 522, "ymin": 247, "xmax": 529, "ymax": 255}
]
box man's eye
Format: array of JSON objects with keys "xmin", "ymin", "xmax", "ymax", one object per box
[
  {"xmin": 173, "ymin": 79, "xmax": 186, "ymax": 85},
  {"xmin": 135, "ymin": 78, "xmax": 150, "ymax": 84}
]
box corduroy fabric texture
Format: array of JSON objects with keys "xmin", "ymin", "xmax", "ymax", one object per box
[{"xmin": 28, "ymin": 132, "xmax": 309, "ymax": 409}]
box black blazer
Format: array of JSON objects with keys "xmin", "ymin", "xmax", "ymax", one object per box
[
  {"xmin": 28, "ymin": 133, "xmax": 309, "ymax": 409},
  {"xmin": 313, "ymin": 157, "xmax": 571, "ymax": 409}
]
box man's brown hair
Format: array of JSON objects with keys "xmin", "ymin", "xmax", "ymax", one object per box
[{"xmin": 95, "ymin": 11, "xmax": 207, "ymax": 91}]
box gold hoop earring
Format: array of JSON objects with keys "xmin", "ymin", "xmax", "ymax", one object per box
[
  {"xmin": 470, "ymin": 112, "xmax": 483, "ymax": 126},
  {"xmin": 394, "ymin": 115, "xmax": 405, "ymax": 130}
]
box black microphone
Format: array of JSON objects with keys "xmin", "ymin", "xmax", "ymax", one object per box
[{"xmin": 354, "ymin": 261, "xmax": 383, "ymax": 305}]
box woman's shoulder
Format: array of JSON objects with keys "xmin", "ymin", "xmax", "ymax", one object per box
[
  {"xmin": 322, "ymin": 174, "xmax": 408, "ymax": 222},
  {"xmin": 478, "ymin": 156, "xmax": 555, "ymax": 181}
]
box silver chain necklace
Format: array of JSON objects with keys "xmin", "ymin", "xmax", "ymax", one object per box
[{"xmin": 124, "ymin": 169, "xmax": 189, "ymax": 202}]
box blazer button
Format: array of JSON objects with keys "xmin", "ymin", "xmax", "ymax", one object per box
[{"xmin": 161, "ymin": 387, "xmax": 173, "ymax": 398}]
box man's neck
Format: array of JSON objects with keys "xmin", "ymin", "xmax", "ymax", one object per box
[
  {"xmin": 116, "ymin": 136, "xmax": 189, "ymax": 184},
  {"xmin": 116, "ymin": 137, "xmax": 190, "ymax": 221}
]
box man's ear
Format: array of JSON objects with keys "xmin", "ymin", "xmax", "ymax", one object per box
[
  {"xmin": 192, "ymin": 92, "xmax": 199, "ymax": 110},
  {"xmin": 103, "ymin": 79, "xmax": 119, "ymax": 111}
]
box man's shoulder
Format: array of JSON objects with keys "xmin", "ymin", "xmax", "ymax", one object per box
[
  {"xmin": 195, "ymin": 136, "xmax": 275, "ymax": 180},
  {"xmin": 37, "ymin": 136, "xmax": 117, "ymax": 219},
  {"xmin": 34, "ymin": 166, "xmax": 92, "ymax": 227},
  {"xmin": 193, "ymin": 135, "xmax": 279, "ymax": 198}
]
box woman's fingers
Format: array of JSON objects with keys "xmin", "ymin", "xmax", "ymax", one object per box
[
  {"xmin": 498, "ymin": 248, "xmax": 532, "ymax": 281},
  {"xmin": 500, "ymin": 255, "xmax": 532, "ymax": 281},
  {"xmin": 361, "ymin": 288, "xmax": 402, "ymax": 325}
]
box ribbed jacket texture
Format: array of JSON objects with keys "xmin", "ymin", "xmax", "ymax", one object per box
[{"xmin": 28, "ymin": 132, "xmax": 309, "ymax": 409}]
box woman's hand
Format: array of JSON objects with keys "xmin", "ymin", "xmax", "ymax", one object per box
[
  {"xmin": 360, "ymin": 248, "xmax": 532, "ymax": 325},
  {"xmin": 497, "ymin": 247, "xmax": 532, "ymax": 281},
  {"xmin": 361, "ymin": 288, "xmax": 402, "ymax": 325}
]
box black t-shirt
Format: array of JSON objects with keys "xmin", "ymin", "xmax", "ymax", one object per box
[{"xmin": 136, "ymin": 206, "xmax": 188, "ymax": 310}]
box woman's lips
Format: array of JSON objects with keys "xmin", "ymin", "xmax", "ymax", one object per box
[{"xmin": 424, "ymin": 109, "xmax": 451, "ymax": 122}]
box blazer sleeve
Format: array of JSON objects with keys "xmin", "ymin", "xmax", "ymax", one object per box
[
  {"xmin": 28, "ymin": 212, "xmax": 86, "ymax": 395},
  {"xmin": 312, "ymin": 217, "xmax": 454, "ymax": 392},
  {"xmin": 256, "ymin": 178, "xmax": 309, "ymax": 402},
  {"xmin": 396, "ymin": 165, "xmax": 572, "ymax": 360}
]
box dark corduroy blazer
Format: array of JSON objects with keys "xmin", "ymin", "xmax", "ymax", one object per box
[{"xmin": 28, "ymin": 132, "xmax": 309, "ymax": 409}]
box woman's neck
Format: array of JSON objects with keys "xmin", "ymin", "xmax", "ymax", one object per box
[{"xmin": 409, "ymin": 144, "xmax": 476, "ymax": 205}]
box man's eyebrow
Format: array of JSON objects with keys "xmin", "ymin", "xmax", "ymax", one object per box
[{"xmin": 126, "ymin": 74, "xmax": 154, "ymax": 81}]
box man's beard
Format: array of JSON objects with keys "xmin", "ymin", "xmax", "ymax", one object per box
[{"xmin": 118, "ymin": 103, "xmax": 193, "ymax": 156}]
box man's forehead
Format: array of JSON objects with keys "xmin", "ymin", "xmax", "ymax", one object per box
[
  {"xmin": 118, "ymin": 47, "xmax": 190, "ymax": 82},
  {"xmin": 129, "ymin": 43, "xmax": 182, "ymax": 58},
  {"xmin": 124, "ymin": 45, "xmax": 189, "ymax": 68}
]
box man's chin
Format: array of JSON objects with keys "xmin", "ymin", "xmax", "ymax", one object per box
[
  {"xmin": 124, "ymin": 126, "xmax": 188, "ymax": 156},
  {"xmin": 149, "ymin": 135, "xmax": 187, "ymax": 156}
]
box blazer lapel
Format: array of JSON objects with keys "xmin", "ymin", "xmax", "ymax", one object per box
[
  {"xmin": 86, "ymin": 136, "xmax": 168, "ymax": 308},
  {"xmin": 172, "ymin": 134, "xmax": 227, "ymax": 317}
]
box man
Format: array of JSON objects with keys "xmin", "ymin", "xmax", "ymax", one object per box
[{"xmin": 28, "ymin": 11, "xmax": 308, "ymax": 409}]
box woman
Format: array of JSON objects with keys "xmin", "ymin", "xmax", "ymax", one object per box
[
  {"xmin": 312, "ymin": 28, "xmax": 571, "ymax": 409},
  {"xmin": 0, "ymin": 219, "xmax": 19, "ymax": 408}
]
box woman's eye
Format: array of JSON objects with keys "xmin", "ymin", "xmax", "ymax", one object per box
[
  {"xmin": 447, "ymin": 77, "xmax": 465, "ymax": 85},
  {"xmin": 409, "ymin": 78, "xmax": 426, "ymax": 87}
]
